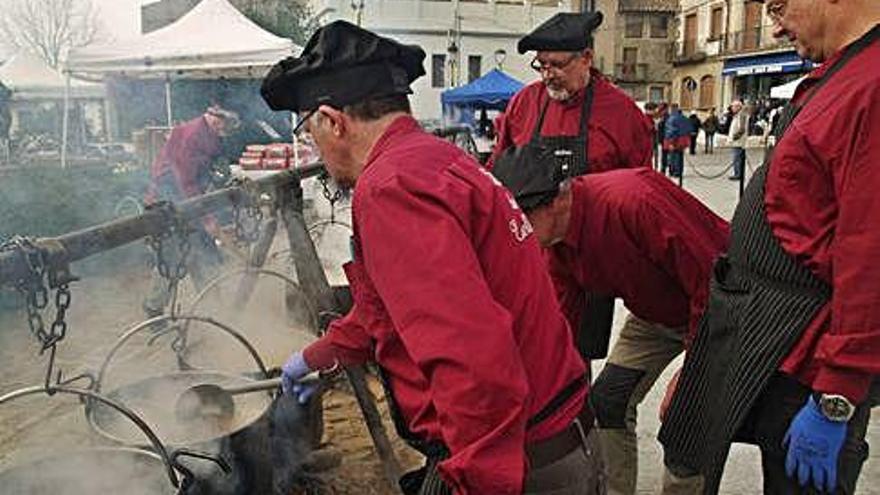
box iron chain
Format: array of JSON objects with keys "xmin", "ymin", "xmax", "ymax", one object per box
[{"xmin": 0, "ymin": 236, "xmax": 74, "ymax": 352}]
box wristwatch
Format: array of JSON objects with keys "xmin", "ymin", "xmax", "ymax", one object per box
[{"xmin": 814, "ymin": 393, "xmax": 856, "ymax": 422}]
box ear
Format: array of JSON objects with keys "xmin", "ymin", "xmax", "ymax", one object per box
[
  {"xmin": 317, "ymin": 104, "xmax": 346, "ymax": 138},
  {"xmin": 553, "ymin": 185, "xmax": 573, "ymax": 212},
  {"xmin": 581, "ymin": 49, "xmax": 594, "ymax": 65}
]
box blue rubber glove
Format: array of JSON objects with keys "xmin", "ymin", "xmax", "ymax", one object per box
[
  {"xmin": 783, "ymin": 396, "xmax": 847, "ymax": 493},
  {"xmin": 281, "ymin": 351, "xmax": 318, "ymax": 405}
]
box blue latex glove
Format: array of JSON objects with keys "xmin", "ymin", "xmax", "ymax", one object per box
[
  {"xmin": 783, "ymin": 396, "xmax": 847, "ymax": 493},
  {"xmin": 281, "ymin": 351, "xmax": 318, "ymax": 405}
]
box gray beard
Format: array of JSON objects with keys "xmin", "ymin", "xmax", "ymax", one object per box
[{"xmin": 546, "ymin": 87, "xmax": 571, "ymax": 101}]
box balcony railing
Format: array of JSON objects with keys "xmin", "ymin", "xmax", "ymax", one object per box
[
  {"xmin": 615, "ymin": 63, "xmax": 649, "ymax": 82},
  {"xmin": 671, "ymin": 41, "xmax": 706, "ymax": 65},
  {"xmin": 722, "ymin": 27, "xmax": 791, "ymax": 54}
]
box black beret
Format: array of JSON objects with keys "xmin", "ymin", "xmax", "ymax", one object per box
[
  {"xmin": 517, "ymin": 11, "xmax": 604, "ymax": 54},
  {"xmin": 491, "ymin": 146, "xmax": 574, "ymax": 211},
  {"xmin": 261, "ymin": 21, "xmax": 426, "ymax": 112}
]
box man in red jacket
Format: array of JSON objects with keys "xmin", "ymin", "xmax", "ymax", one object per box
[
  {"xmin": 262, "ymin": 21, "xmax": 600, "ymax": 495},
  {"xmin": 489, "ymin": 11, "xmax": 653, "ymax": 174},
  {"xmin": 491, "ymin": 10, "xmax": 656, "ymax": 368},
  {"xmin": 492, "ymin": 153, "xmax": 728, "ymax": 494},
  {"xmin": 660, "ymin": 1, "xmax": 880, "ymax": 493},
  {"xmin": 142, "ymin": 104, "xmax": 239, "ymax": 319}
]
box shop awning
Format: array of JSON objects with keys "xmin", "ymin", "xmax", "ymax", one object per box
[{"xmin": 722, "ymin": 51, "xmax": 814, "ymax": 76}]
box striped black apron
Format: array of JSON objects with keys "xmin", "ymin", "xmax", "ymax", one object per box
[{"xmin": 658, "ymin": 25, "xmax": 880, "ymax": 494}]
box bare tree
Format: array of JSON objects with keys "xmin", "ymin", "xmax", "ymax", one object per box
[{"xmin": 0, "ymin": 0, "xmax": 102, "ymax": 68}]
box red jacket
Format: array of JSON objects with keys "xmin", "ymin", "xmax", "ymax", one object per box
[
  {"xmin": 549, "ymin": 169, "xmax": 729, "ymax": 341},
  {"xmin": 769, "ymin": 31, "xmax": 880, "ymax": 403},
  {"xmin": 146, "ymin": 115, "xmax": 221, "ymax": 202},
  {"xmin": 489, "ymin": 70, "xmax": 654, "ymax": 172},
  {"xmin": 304, "ymin": 116, "xmax": 587, "ymax": 494}
]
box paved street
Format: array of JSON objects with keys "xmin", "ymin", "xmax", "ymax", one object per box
[{"xmin": 605, "ymin": 146, "xmax": 880, "ymax": 494}]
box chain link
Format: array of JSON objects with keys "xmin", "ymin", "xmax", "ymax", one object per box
[
  {"xmin": 318, "ymin": 171, "xmax": 348, "ymax": 223},
  {"xmin": 145, "ymin": 204, "xmax": 192, "ymax": 319},
  {"xmin": 0, "ymin": 237, "xmax": 72, "ymax": 350},
  {"xmin": 0, "ymin": 236, "xmax": 76, "ymax": 392}
]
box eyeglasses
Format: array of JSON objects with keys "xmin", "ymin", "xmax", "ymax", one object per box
[
  {"xmin": 530, "ymin": 53, "xmax": 581, "ymax": 74},
  {"xmin": 293, "ymin": 107, "xmax": 318, "ymax": 139},
  {"xmin": 766, "ymin": 0, "xmax": 787, "ymax": 22}
]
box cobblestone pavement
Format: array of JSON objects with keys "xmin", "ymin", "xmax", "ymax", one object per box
[{"xmin": 614, "ymin": 147, "xmax": 880, "ymax": 494}]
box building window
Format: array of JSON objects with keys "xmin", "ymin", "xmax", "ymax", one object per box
[
  {"xmin": 683, "ymin": 13, "xmax": 698, "ymax": 56},
  {"xmin": 621, "ymin": 47, "xmax": 638, "ymax": 80},
  {"xmin": 649, "ymin": 15, "xmax": 668, "ymax": 39},
  {"xmin": 468, "ymin": 55, "xmax": 482, "ymax": 83},
  {"xmin": 649, "ymin": 86, "xmax": 665, "ymax": 102},
  {"xmin": 743, "ymin": 1, "xmax": 763, "ymax": 49},
  {"xmin": 699, "ymin": 75, "xmax": 716, "ymax": 108},
  {"xmin": 625, "ymin": 14, "xmax": 643, "ymax": 38},
  {"xmin": 681, "ymin": 77, "xmax": 697, "ymax": 109},
  {"xmin": 432, "ymin": 54, "xmax": 446, "ymax": 88},
  {"xmin": 710, "ymin": 6, "xmax": 724, "ymax": 40}
]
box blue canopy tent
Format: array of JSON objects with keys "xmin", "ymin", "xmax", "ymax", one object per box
[{"xmin": 441, "ymin": 69, "xmax": 524, "ymax": 129}]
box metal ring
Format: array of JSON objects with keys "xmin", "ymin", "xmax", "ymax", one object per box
[
  {"xmin": 93, "ymin": 315, "xmax": 270, "ymax": 394},
  {"xmin": 0, "ymin": 385, "xmax": 181, "ymax": 489}
]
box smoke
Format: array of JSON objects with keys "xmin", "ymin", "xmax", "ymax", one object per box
[
  {"xmin": 0, "ymin": 448, "xmax": 171, "ymax": 495},
  {"xmin": 0, "ymin": 35, "xmax": 354, "ymax": 490}
]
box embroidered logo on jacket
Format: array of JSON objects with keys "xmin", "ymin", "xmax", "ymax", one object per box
[{"xmin": 478, "ymin": 168, "xmax": 533, "ymax": 243}]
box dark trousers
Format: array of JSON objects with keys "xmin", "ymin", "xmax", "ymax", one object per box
[
  {"xmin": 653, "ymin": 143, "xmax": 661, "ymax": 171},
  {"xmin": 731, "ymin": 147, "xmax": 746, "ymax": 179},
  {"xmin": 689, "ymin": 134, "xmax": 698, "ymax": 155},
  {"xmin": 705, "ymin": 133, "xmax": 715, "ymax": 154},
  {"xmin": 735, "ymin": 373, "xmax": 873, "ymax": 494},
  {"xmin": 667, "ymin": 150, "xmax": 684, "ymax": 178}
]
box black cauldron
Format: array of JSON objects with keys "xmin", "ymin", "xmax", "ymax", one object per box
[{"xmin": 87, "ymin": 315, "xmax": 322, "ymax": 494}]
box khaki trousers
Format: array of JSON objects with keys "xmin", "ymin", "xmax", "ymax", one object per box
[{"xmin": 592, "ymin": 314, "xmax": 702, "ymax": 495}]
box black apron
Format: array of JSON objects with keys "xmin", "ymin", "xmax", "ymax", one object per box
[
  {"xmin": 659, "ymin": 25, "xmax": 880, "ymax": 494},
  {"xmin": 494, "ymin": 83, "xmax": 595, "ymax": 178}
]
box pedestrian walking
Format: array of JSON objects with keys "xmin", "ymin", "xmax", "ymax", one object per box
[{"xmin": 702, "ymin": 108, "xmax": 719, "ymax": 154}]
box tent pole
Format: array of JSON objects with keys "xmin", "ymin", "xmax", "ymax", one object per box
[
  {"xmin": 61, "ymin": 71, "xmax": 71, "ymax": 168},
  {"xmin": 164, "ymin": 76, "xmax": 173, "ymax": 126}
]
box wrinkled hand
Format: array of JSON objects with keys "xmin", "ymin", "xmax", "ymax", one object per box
[
  {"xmin": 281, "ymin": 352, "xmax": 318, "ymax": 405},
  {"xmin": 783, "ymin": 396, "xmax": 847, "ymax": 493}
]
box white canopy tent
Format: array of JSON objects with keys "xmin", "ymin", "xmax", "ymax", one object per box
[
  {"xmin": 0, "ymin": 52, "xmax": 103, "ymax": 100},
  {"xmin": 66, "ymin": 0, "xmax": 297, "ymax": 77},
  {"xmin": 61, "ymin": 0, "xmax": 300, "ymax": 166},
  {"xmin": 770, "ymin": 76, "xmax": 807, "ymax": 100}
]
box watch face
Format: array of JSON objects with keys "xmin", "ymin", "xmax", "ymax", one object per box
[{"xmin": 820, "ymin": 395, "xmax": 854, "ymax": 422}]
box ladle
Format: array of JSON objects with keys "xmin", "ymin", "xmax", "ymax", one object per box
[{"xmin": 175, "ymin": 373, "xmax": 319, "ymax": 421}]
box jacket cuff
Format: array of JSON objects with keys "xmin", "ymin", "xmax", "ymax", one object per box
[
  {"xmin": 811, "ymin": 366, "xmax": 872, "ymax": 404},
  {"xmin": 302, "ymin": 338, "xmax": 338, "ymax": 371}
]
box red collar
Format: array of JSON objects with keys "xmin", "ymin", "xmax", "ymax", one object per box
[{"xmin": 363, "ymin": 115, "xmax": 421, "ymax": 170}]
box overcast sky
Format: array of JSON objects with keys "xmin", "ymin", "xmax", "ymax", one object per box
[{"xmin": 93, "ymin": 0, "xmax": 150, "ymax": 41}]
